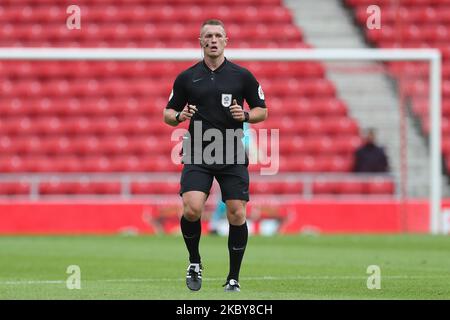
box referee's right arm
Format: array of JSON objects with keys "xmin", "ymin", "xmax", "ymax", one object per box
[
  {"xmin": 163, "ymin": 105, "xmax": 197, "ymax": 127},
  {"xmin": 164, "ymin": 73, "xmax": 192, "ymax": 126},
  {"xmin": 164, "ymin": 108, "xmax": 182, "ymax": 126}
]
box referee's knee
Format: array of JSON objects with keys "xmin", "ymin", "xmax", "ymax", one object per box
[
  {"xmin": 226, "ymin": 209, "xmax": 246, "ymax": 225},
  {"xmin": 182, "ymin": 203, "xmax": 203, "ymax": 221}
]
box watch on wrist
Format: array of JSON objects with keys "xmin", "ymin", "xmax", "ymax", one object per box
[
  {"xmin": 243, "ymin": 111, "xmax": 250, "ymax": 122},
  {"xmin": 175, "ymin": 111, "xmax": 182, "ymax": 123}
]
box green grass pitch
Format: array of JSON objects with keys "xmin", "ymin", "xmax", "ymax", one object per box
[{"xmin": 0, "ymin": 234, "xmax": 449, "ymax": 299}]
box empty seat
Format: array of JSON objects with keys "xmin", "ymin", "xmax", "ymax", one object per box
[
  {"xmin": 0, "ymin": 181, "xmax": 30, "ymax": 195},
  {"xmin": 131, "ymin": 181, "xmax": 179, "ymax": 194},
  {"xmin": 366, "ymin": 179, "xmax": 395, "ymax": 194}
]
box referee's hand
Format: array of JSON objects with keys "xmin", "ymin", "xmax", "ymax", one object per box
[
  {"xmin": 230, "ymin": 99, "xmax": 245, "ymax": 122},
  {"xmin": 179, "ymin": 104, "xmax": 197, "ymax": 121}
]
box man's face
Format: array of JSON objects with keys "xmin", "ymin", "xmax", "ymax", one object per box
[
  {"xmin": 200, "ymin": 24, "xmax": 227, "ymax": 58},
  {"xmin": 365, "ymin": 131, "xmax": 375, "ymax": 144}
]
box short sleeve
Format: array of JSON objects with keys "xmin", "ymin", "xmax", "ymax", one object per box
[
  {"xmin": 166, "ymin": 73, "xmax": 187, "ymax": 112},
  {"xmin": 244, "ymin": 70, "xmax": 266, "ymax": 109}
]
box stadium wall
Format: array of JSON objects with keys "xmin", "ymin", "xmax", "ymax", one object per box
[{"xmin": 0, "ymin": 200, "xmax": 434, "ymax": 234}]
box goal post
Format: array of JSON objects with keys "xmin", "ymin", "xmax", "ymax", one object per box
[{"xmin": 0, "ymin": 47, "xmax": 442, "ymax": 234}]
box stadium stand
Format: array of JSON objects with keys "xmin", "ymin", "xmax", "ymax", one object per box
[
  {"xmin": 0, "ymin": 0, "xmax": 395, "ymax": 198},
  {"xmin": 346, "ymin": 0, "xmax": 450, "ymax": 177}
]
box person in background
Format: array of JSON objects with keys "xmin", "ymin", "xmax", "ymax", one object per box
[{"xmin": 353, "ymin": 128, "xmax": 389, "ymax": 173}]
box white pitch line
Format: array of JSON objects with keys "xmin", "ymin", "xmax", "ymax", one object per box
[{"xmin": 1, "ymin": 274, "xmax": 449, "ymax": 286}]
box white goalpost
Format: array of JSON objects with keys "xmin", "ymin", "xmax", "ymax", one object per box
[{"xmin": 0, "ymin": 47, "xmax": 443, "ymax": 234}]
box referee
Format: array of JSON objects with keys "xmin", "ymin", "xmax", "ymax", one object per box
[{"xmin": 163, "ymin": 19, "xmax": 268, "ymax": 292}]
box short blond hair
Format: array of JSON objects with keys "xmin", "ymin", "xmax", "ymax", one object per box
[{"xmin": 200, "ymin": 19, "xmax": 226, "ymax": 36}]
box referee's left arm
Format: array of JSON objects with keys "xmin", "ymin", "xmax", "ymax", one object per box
[
  {"xmin": 241, "ymin": 69, "xmax": 268, "ymax": 124},
  {"xmin": 246, "ymin": 106, "xmax": 267, "ymax": 123},
  {"xmin": 163, "ymin": 108, "xmax": 182, "ymax": 127}
]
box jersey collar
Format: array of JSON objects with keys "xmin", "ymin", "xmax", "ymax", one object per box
[{"xmin": 202, "ymin": 57, "xmax": 227, "ymax": 73}]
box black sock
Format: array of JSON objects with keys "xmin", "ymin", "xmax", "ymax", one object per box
[
  {"xmin": 227, "ymin": 222, "xmax": 248, "ymax": 282},
  {"xmin": 180, "ymin": 215, "xmax": 201, "ymax": 263}
]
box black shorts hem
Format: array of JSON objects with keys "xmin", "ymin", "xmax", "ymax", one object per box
[
  {"xmin": 179, "ymin": 187, "xmax": 210, "ymax": 198},
  {"xmin": 221, "ymin": 195, "xmax": 250, "ymax": 202}
]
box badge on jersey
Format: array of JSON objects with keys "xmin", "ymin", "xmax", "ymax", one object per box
[
  {"xmin": 258, "ymin": 85, "xmax": 265, "ymax": 100},
  {"xmin": 221, "ymin": 94, "xmax": 232, "ymax": 107}
]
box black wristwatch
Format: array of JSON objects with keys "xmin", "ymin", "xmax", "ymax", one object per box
[
  {"xmin": 175, "ymin": 112, "xmax": 182, "ymax": 123},
  {"xmin": 243, "ymin": 111, "xmax": 250, "ymax": 122}
]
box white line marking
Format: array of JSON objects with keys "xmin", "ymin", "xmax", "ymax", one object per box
[{"xmin": 0, "ymin": 274, "xmax": 448, "ymax": 286}]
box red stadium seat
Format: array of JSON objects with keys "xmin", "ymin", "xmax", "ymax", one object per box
[
  {"xmin": 23, "ymin": 156, "xmax": 54, "ymax": 172},
  {"xmin": 0, "ymin": 181, "xmax": 30, "ymax": 195},
  {"xmin": 131, "ymin": 181, "xmax": 179, "ymax": 194},
  {"xmin": 82, "ymin": 156, "xmax": 112, "ymax": 172},
  {"xmin": 312, "ymin": 181, "xmax": 338, "ymax": 194},
  {"xmin": 0, "ymin": 156, "xmax": 26, "ymax": 172},
  {"xmin": 366, "ymin": 179, "xmax": 395, "ymax": 195},
  {"xmin": 250, "ymin": 181, "xmax": 285, "ymax": 194},
  {"xmin": 110, "ymin": 155, "xmax": 143, "ymax": 172},
  {"xmin": 336, "ymin": 181, "xmax": 365, "ymax": 194},
  {"xmin": 53, "ymin": 156, "xmax": 83, "ymax": 172}
]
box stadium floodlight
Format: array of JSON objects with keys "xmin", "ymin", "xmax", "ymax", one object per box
[{"xmin": 0, "ymin": 47, "xmax": 442, "ymax": 234}]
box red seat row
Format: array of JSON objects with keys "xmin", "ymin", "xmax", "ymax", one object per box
[
  {"xmin": 0, "ymin": 61, "xmax": 325, "ymax": 78},
  {"xmin": 0, "ymin": 133, "xmax": 360, "ymax": 156},
  {"xmin": 0, "ymin": 6, "xmax": 292, "ymax": 24},
  {"xmin": 1, "ymin": 0, "xmax": 283, "ymax": 5},
  {"xmin": 367, "ymin": 25, "xmax": 450, "ymax": 43},
  {"xmin": 0, "ymin": 40, "xmax": 310, "ymax": 49},
  {"xmin": 0, "ymin": 135, "xmax": 177, "ymax": 155},
  {"xmin": 399, "ymin": 79, "xmax": 450, "ymax": 98},
  {"xmin": 0, "ymin": 178, "xmax": 395, "ymax": 195},
  {"xmin": 270, "ymin": 98, "xmax": 348, "ymax": 116},
  {"xmin": 412, "ymin": 99, "xmax": 450, "ymax": 117},
  {"xmin": 0, "ymin": 116, "xmax": 176, "ymax": 135},
  {"xmin": 0, "ymin": 61, "xmax": 192, "ymax": 78},
  {"xmin": 0, "ymin": 155, "xmax": 183, "ymax": 172},
  {"xmin": 355, "ymin": 6, "xmax": 450, "ymax": 24},
  {"xmin": 0, "ymin": 155, "xmax": 357, "ymax": 173},
  {"xmin": 254, "ymin": 116, "xmax": 359, "ymax": 135},
  {"xmin": 0, "ymin": 97, "xmax": 346, "ymax": 117},
  {"xmin": 0, "ymin": 78, "xmax": 334, "ymax": 98},
  {"xmin": 388, "ymin": 61, "xmax": 450, "ymax": 78},
  {"xmin": 346, "ymin": 0, "xmax": 449, "ymax": 6},
  {"xmin": 0, "ymin": 79, "xmax": 171, "ymax": 97},
  {"xmin": 0, "ymin": 116, "xmax": 359, "ymax": 136},
  {"xmin": 277, "ymin": 135, "xmax": 362, "ymax": 155},
  {"xmin": 312, "ymin": 179, "xmax": 395, "ymax": 195},
  {"xmin": 249, "ymin": 181, "xmax": 303, "ymax": 194},
  {"xmin": 0, "ymin": 24, "xmax": 302, "ymax": 42},
  {"xmin": 0, "ymin": 97, "xmax": 169, "ymax": 116},
  {"xmin": 277, "ymin": 155, "xmax": 354, "ymax": 172}
]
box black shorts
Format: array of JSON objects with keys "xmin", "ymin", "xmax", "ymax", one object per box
[{"xmin": 180, "ymin": 164, "xmax": 249, "ymax": 201}]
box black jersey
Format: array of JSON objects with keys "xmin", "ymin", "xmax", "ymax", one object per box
[{"xmin": 166, "ymin": 58, "xmax": 266, "ymax": 166}]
